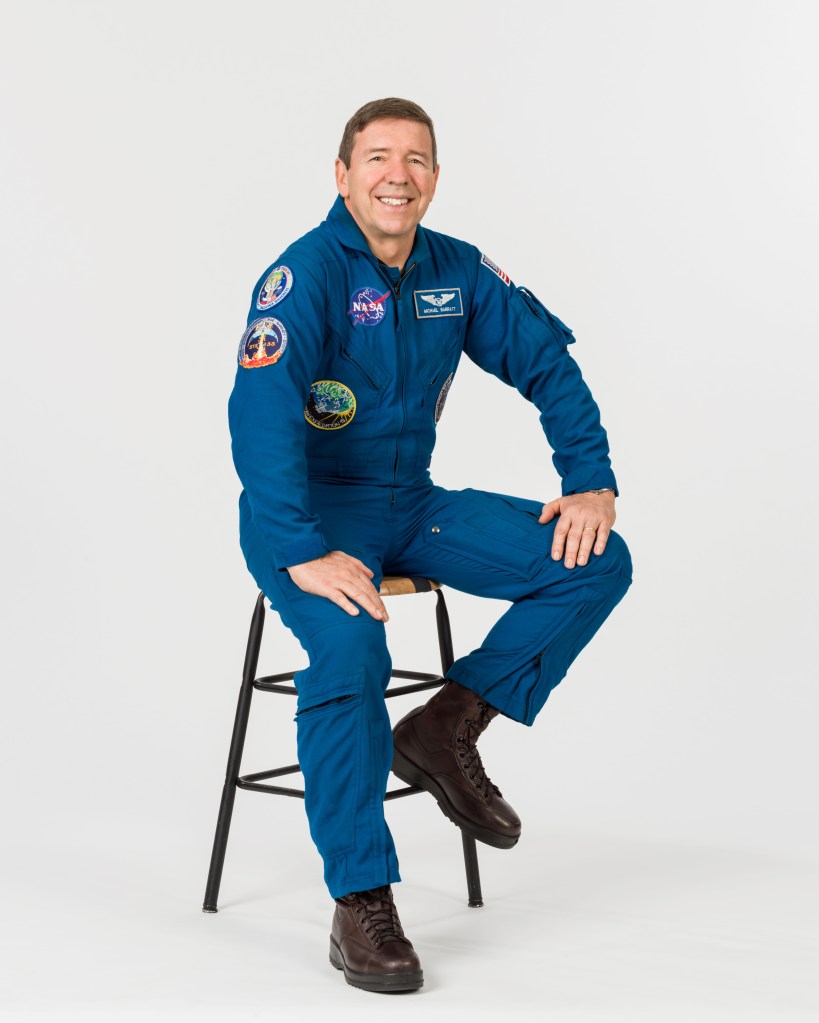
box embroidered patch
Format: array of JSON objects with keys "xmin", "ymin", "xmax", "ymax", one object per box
[
  {"xmin": 480, "ymin": 253, "xmax": 511, "ymax": 286},
  {"xmin": 413, "ymin": 288, "xmax": 463, "ymax": 319},
  {"xmin": 305, "ymin": 380, "xmax": 357, "ymax": 430},
  {"xmin": 434, "ymin": 373, "xmax": 454, "ymax": 424},
  {"xmin": 348, "ymin": 286, "xmax": 390, "ymax": 327},
  {"xmin": 238, "ymin": 317, "xmax": 288, "ymax": 368},
  {"xmin": 256, "ymin": 265, "xmax": 294, "ymax": 310}
]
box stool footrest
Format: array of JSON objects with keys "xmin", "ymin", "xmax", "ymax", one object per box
[{"xmin": 237, "ymin": 779, "xmax": 305, "ymax": 798}]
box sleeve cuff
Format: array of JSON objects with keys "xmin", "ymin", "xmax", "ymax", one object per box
[
  {"xmin": 272, "ymin": 535, "xmax": 330, "ymax": 571},
  {"xmin": 561, "ymin": 468, "xmax": 619, "ymax": 498}
]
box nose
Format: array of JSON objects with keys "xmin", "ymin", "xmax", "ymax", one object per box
[{"xmin": 384, "ymin": 158, "xmax": 408, "ymax": 185}]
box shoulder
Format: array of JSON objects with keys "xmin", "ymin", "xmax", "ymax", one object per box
[{"xmin": 249, "ymin": 222, "xmax": 339, "ymax": 316}]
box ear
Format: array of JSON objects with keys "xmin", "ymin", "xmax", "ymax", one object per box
[
  {"xmin": 430, "ymin": 162, "xmax": 440, "ymax": 201},
  {"xmin": 335, "ymin": 157, "xmax": 349, "ymax": 198}
]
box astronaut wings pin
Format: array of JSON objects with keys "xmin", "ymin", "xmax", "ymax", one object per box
[{"xmin": 421, "ymin": 293, "xmax": 456, "ymax": 307}]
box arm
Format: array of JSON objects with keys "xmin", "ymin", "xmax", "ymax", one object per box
[
  {"xmin": 464, "ymin": 251, "xmax": 619, "ymax": 567},
  {"xmin": 228, "ymin": 257, "xmax": 388, "ymax": 618}
]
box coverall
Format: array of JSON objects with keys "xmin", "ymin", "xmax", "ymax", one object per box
[{"xmin": 228, "ymin": 195, "xmax": 633, "ymax": 898}]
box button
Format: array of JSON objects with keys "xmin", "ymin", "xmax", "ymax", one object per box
[{"xmin": 431, "ymin": 526, "xmax": 440, "ymax": 534}]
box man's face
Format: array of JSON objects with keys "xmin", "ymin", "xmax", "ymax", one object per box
[{"xmin": 335, "ymin": 118, "xmax": 439, "ymax": 256}]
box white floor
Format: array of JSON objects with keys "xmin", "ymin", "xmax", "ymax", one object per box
[{"xmin": 4, "ymin": 794, "xmax": 817, "ymax": 1023}]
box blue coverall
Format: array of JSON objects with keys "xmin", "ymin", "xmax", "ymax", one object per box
[{"xmin": 228, "ymin": 195, "xmax": 633, "ymax": 898}]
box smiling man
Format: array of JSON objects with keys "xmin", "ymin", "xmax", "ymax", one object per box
[{"xmin": 228, "ymin": 98, "xmax": 633, "ymax": 993}]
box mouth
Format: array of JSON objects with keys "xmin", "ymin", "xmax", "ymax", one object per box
[{"xmin": 377, "ymin": 196, "xmax": 412, "ymax": 207}]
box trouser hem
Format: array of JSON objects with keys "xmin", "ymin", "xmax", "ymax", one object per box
[
  {"xmin": 444, "ymin": 666, "xmax": 531, "ymax": 726},
  {"xmin": 328, "ymin": 868, "xmax": 402, "ymax": 901}
]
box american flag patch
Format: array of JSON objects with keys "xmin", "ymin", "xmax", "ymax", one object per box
[{"xmin": 480, "ymin": 253, "xmax": 511, "ymax": 286}]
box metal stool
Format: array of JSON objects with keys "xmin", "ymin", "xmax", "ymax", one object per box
[{"xmin": 203, "ymin": 577, "xmax": 484, "ymax": 913}]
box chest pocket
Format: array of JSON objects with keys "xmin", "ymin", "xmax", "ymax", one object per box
[
  {"xmin": 327, "ymin": 324, "xmax": 387, "ymax": 392},
  {"xmin": 418, "ymin": 322, "xmax": 463, "ymax": 388}
]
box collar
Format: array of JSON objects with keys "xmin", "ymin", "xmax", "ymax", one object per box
[{"xmin": 325, "ymin": 194, "xmax": 431, "ymax": 267}]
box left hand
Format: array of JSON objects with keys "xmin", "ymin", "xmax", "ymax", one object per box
[{"xmin": 539, "ymin": 491, "xmax": 616, "ymax": 569}]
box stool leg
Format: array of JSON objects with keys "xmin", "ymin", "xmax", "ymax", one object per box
[
  {"xmin": 202, "ymin": 592, "xmax": 266, "ymax": 913},
  {"xmin": 435, "ymin": 590, "xmax": 485, "ymax": 909}
]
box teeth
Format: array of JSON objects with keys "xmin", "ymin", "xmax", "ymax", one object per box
[{"xmin": 378, "ymin": 197, "xmax": 409, "ymax": 206}]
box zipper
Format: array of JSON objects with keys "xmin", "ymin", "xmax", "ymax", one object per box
[{"xmin": 394, "ymin": 261, "xmax": 416, "ymax": 297}]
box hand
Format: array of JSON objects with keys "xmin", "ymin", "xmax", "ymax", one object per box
[
  {"xmin": 539, "ymin": 491, "xmax": 616, "ymax": 569},
  {"xmin": 287, "ymin": 551, "xmax": 389, "ymax": 621}
]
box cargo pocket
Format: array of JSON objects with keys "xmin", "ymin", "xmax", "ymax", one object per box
[{"xmin": 428, "ymin": 492, "xmax": 551, "ymax": 581}]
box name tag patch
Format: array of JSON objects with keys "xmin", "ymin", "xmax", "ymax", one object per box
[{"xmin": 413, "ymin": 287, "xmax": 463, "ymax": 319}]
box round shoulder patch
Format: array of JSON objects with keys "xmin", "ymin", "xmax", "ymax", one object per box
[
  {"xmin": 305, "ymin": 380, "xmax": 356, "ymax": 430},
  {"xmin": 257, "ymin": 265, "xmax": 294, "ymax": 311},
  {"xmin": 238, "ymin": 317, "xmax": 288, "ymax": 368},
  {"xmin": 434, "ymin": 373, "xmax": 454, "ymax": 423}
]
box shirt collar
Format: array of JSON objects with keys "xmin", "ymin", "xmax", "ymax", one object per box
[{"xmin": 325, "ymin": 194, "xmax": 431, "ymax": 267}]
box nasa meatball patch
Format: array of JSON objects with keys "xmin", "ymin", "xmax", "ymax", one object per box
[
  {"xmin": 348, "ymin": 286, "xmax": 390, "ymax": 327},
  {"xmin": 256, "ymin": 265, "xmax": 294, "ymax": 311},
  {"xmin": 238, "ymin": 317, "xmax": 288, "ymax": 368},
  {"xmin": 413, "ymin": 288, "xmax": 463, "ymax": 319}
]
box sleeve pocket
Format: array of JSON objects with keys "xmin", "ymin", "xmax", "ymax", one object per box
[{"xmin": 513, "ymin": 287, "xmax": 576, "ymax": 351}]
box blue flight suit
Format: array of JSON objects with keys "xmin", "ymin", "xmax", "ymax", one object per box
[{"xmin": 228, "ymin": 195, "xmax": 632, "ymax": 898}]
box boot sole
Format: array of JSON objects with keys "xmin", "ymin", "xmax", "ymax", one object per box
[
  {"xmin": 329, "ymin": 937, "xmax": 423, "ymax": 992},
  {"xmin": 392, "ymin": 748, "xmax": 520, "ymax": 850}
]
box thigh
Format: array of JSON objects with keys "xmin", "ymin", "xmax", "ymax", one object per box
[
  {"xmin": 390, "ymin": 487, "xmax": 564, "ymax": 600},
  {"xmin": 239, "ymin": 492, "xmax": 386, "ymax": 645}
]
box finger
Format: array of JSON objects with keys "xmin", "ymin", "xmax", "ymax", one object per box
[
  {"xmin": 330, "ymin": 593, "xmax": 361, "ymax": 616},
  {"xmin": 539, "ymin": 499, "xmax": 560, "ymax": 524},
  {"xmin": 551, "ymin": 517, "xmax": 569, "ymax": 560},
  {"xmin": 347, "ymin": 555, "xmax": 374, "ymax": 578},
  {"xmin": 576, "ymin": 525, "xmax": 597, "ymax": 566},
  {"xmin": 345, "ymin": 578, "xmax": 390, "ymax": 622},
  {"xmin": 594, "ymin": 524, "xmax": 611, "ymax": 556},
  {"xmin": 563, "ymin": 525, "xmax": 584, "ymax": 569}
]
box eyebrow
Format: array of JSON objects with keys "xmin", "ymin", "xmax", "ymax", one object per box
[{"xmin": 362, "ymin": 147, "xmax": 430, "ymax": 159}]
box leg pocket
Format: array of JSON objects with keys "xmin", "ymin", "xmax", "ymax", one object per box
[{"xmin": 428, "ymin": 491, "xmax": 552, "ymax": 580}]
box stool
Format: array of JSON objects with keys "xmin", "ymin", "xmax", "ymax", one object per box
[{"xmin": 202, "ymin": 577, "xmax": 484, "ymax": 913}]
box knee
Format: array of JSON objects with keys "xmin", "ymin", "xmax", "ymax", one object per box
[
  {"xmin": 297, "ymin": 621, "xmax": 392, "ymax": 715},
  {"xmin": 596, "ymin": 529, "xmax": 632, "ymax": 581}
]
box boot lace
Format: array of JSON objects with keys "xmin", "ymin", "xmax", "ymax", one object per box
[
  {"xmin": 457, "ymin": 700, "xmax": 502, "ymax": 800},
  {"xmin": 343, "ymin": 886, "xmax": 410, "ymax": 949}
]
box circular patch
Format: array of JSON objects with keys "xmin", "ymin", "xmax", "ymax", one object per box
[
  {"xmin": 434, "ymin": 373, "xmax": 454, "ymax": 423},
  {"xmin": 348, "ymin": 286, "xmax": 388, "ymax": 327},
  {"xmin": 305, "ymin": 380, "xmax": 356, "ymax": 430},
  {"xmin": 238, "ymin": 317, "xmax": 288, "ymax": 368},
  {"xmin": 257, "ymin": 265, "xmax": 294, "ymax": 310}
]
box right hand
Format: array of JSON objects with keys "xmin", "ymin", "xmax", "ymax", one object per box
[{"xmin": 287, "ymin": 551, "xmax": 389, "ymax": 622}]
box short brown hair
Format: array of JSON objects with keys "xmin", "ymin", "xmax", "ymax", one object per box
[{"xmin": 338, "ymin": 98, "xmax": 437, "ymax": 169}]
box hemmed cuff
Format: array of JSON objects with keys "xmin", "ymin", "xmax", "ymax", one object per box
[
  {"xmin": 273, "ymin": 535, "xmax": 330, "ymax": 571},
  {"xmin": 561, "ymin": 467, "xmax": 619, "ymax": 498},
  {"xmin": 328, "ymin": 868, "xmax": 402, "ymax": 901},
  {"xmin": 445, "ymin": 666, "xmax": 534, "ymax": 727}
]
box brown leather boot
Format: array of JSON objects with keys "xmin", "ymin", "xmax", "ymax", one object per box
[
  {"xmin": 392, "ymin": 680, "xmax": 521, "ymax": 849},
  {"xmin": 329, "ymin": 885, "xmax": 423, "ymax": 993}
]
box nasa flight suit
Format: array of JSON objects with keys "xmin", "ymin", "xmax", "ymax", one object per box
[{"xmin": 228, "ymin": 195, "xmax": 632, "ymax": 898}]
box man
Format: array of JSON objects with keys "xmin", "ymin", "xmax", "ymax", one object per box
[{"xmin": 228, "ymin": 98, "xmax": 632, "ymax": 993}]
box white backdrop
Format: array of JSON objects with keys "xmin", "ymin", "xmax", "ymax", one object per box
[{"xmin": 2, "ymin": 1, "xmax": 817, "ymax": 1019}]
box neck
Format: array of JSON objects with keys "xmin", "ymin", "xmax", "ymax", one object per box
[
  {"xmin": 366, "ymin": 234, "xmax": 414, "ymax": 272},
  {"xmin": 343, "ymin": 200, "xmax": 415, "ymax": 270}
]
